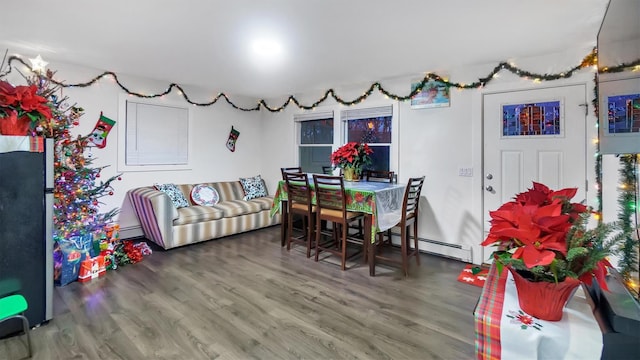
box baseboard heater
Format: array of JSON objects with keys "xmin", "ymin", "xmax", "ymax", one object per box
[{"xmin": 387, "ymin": 231, "xmax": 472, "ymax": 263}]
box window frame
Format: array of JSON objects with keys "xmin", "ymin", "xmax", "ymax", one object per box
[
  {"xmin": 117, "ymin": 94, "xmax": 193, "ymax": 172},
  {"xmin": 340, "ymin": 103, "xmax": 398, "ymax": 173},
  {"xmin": 295, "ymin": 110, "xmax": 335, "ymax": 173}
]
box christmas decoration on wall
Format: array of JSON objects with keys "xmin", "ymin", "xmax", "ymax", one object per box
[
  {"xmin": 87, "ymin": 112, "xmax": 116, "ymax": 148},
  {"xmin": 616, "ymin": 154, "xmax": 639, "ymax": 292},
  {"xmin": 226, "ymin": 126, "xmax": 240, "ymax": 152},
  {"xmin": 1, "ymin": 50, "xmax": 637, "ymax": 113}
]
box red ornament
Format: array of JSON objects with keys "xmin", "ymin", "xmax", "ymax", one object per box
[{"xmin": 109, "ymin": 191, "xmax": 114, "ymax": 195}]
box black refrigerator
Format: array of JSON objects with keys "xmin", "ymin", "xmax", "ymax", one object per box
[{"xmin": 0, "ymin": 137, "xmax": 54, "ymax": 337}]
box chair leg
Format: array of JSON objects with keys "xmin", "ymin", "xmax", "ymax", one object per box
[
  {"xmin": 413, "ymin": 223, "xmax": 420, "ymax": 266},
  {"xmin": 306, "ymin": 216, "xmax": 314, "ymax": 258},
  {"xmin": 401, "ymin": 225, "xmax": 409, "ymax": 277},
  {"xmin": 315, "ymin": 218, "xmax": 322, "ymax": 262},
  {"xmin": 19, "ymin": 314, "xmax": 32, "ymax": 358},
  {"xmin": 286, "ymin": 212, "xmax": 294, "ymax": 251},
  {"xmin": 341, "ymin": 225, "xmax": 347, "ymax": 271}
]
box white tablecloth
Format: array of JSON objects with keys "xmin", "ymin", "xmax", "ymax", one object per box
[{"xmin": 500, "ymin": 271, "xmax": 603, "ymax": 360}]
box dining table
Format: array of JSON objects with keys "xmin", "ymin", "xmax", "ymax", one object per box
[{"xmin": 269, "ymin": 176, "xmax": 406, "ymax": 275}]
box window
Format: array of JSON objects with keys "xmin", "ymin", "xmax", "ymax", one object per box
[
  {"xmin": 295, "ymin": 111, "xmax": 334, "ymax": 174},
  {"xmin": 341, "ymin": 106, "xmax": 393, "ymax": 171},
  {"xmin": 117, "ymin": 96, "xmax": 191, "ymax": 172}
]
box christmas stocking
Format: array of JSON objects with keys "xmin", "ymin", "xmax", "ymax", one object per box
[
  {"xmin": 88, "ymin": 113, "xmax": 116, "ymax": 149},
  {"xmin": 226, "ymin": 126, "xmax": 240, "ymax": 152}
]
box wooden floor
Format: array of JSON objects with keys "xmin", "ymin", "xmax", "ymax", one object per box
[{"xmin": 0, "ymin": 226, "xmax": 482, "ymax": 360}]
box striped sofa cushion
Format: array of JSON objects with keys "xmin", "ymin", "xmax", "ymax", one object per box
[
  {"xmin": 211, "ymin": 200, "xmax": 263, "ymax": 217},
  {"xmin": 174, "ymin": 205, "xmax": 224, "ymax": 225},
  {"xmin": 176, "ymin": 181, "xmax": 246, "ymax": 205},
  {"xmin": 248, "ymin": 196, "xmax": 275, "ymax": 211}
]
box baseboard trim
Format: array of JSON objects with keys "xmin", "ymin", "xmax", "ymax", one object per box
[{"xmin": 120, "ymin": 225, "xmax": 144, "ymax": 240}]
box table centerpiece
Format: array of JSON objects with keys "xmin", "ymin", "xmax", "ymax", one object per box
[{"xmin": 330, "ymin": 141, "xmax": 373, "ymax": 181}]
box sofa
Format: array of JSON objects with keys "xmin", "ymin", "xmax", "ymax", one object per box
[{"xmin": 127, "ymin": 178, "xmax": 281, "ymax": 249}]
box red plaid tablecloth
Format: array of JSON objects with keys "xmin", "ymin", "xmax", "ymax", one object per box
[{"xmin": 474, "ymin": 264, "xmax": 508, "ymax": 360}]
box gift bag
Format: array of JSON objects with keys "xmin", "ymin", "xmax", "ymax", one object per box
[
  {"xmin": 78, "ymin": 256, "xmax": 106, "ymax": 283},
  {"xmin": 54, "ymin": 235, "xmax": 93, "ymax": 286}
]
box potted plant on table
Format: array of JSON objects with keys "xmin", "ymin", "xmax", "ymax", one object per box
[
  {"xmin": 482, "ymin": 182, "xmax": 622, "ymax": 321},
  {"xmin": 330, "ymin": 142, "xmax": 373, "ymax": 181}
]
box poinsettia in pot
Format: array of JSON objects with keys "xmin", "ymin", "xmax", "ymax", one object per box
[
  {"xmin": 330, "ymin": 142, "xmax": 373, "ymax": 181},
  {"xmin": 0, "ymin": 80, "xmax": 52, "ymax": 136},
  {"xmin": 482, "ymin": 182, "xmax": 621, "ymax": 321}
]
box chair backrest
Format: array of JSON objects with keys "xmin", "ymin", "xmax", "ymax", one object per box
[
  {"xmin": 283, "ymin": 172, "xmax": 312, "ymax": 210},
  {"xmin": 281, "ymin": 167, "xmax": 303, "ymax": 180},
  {"xmin": 365, "ymin": 170, "xmax": 394, "ymax": 182},
  {"xmin": 321, "ymin": 166, "xmax": 334, "ymax": 175},
  {"xmin": 312, "ymin": 174, "xmax": 347, "ymax": 216},
  {"xmin": 402, "ymin": 176, "xmax": 425, "ymax": 221}
]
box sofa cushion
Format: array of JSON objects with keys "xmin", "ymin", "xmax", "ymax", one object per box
[
  {"xmin": 248, "ymin": 196, "xmax": 275, "ymax": 211},
  {"xmin": 239, "ymin": 175, "xmax": 268, "ymax": 200},
  {"xmin": 209, "ymin": 181, "xmax": 246, "ymax": 201},
  {"xmin": 211, "ymin": 200, "xmax": 263, "ymax": 217},
  {"xmin": 154, "ymin": 183, "xmax": 190, "ymax": 208},
  {"xmin": 174, "ymin": 205, "xmax": 224, "ymax": 225}
]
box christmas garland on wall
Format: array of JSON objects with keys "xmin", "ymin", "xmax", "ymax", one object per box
[
  {"xmin": 2, "ymin": 49, "xmax": 637, "ymax": 113},
  {"xmin": 617, "ymin": 154, "xmax": 639, "ymax": 289}
]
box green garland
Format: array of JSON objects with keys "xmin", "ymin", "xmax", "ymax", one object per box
[
  {"xmin": 2, "ymin": 49, "xmax": 637, "ymax": 113},
  {"xmin": 617, "ymin": 154, "xmax": 639, "ymax": 284},
  {"xmin": 593, "ymin": 76, "xmax": 603, "ymax": 217}
]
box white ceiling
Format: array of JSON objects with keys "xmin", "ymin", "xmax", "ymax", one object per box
[{"xmin": 2, "ymin": 0, "xmax": 611, "ymax": 99}]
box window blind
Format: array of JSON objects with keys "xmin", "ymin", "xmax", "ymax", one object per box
[
  {"xmin": 340, "ymin": 105, "xmax": 392, "ymax": 121},
  {"xmin": 294, "ymin": 110, "xmax": 334, "ymax": 122}
]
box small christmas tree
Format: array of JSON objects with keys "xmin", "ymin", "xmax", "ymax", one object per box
[
  {"xmin": 25, "ymin": 71, "xmax": 121, "ymax": 243},
  {"xmin": 0, "ymin": 68, "xmax": 121, "ymax": 284}
]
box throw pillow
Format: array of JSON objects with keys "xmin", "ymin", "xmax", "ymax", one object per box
[
  {"xmin": 154, "ymin": 183, "xmax": 190, "ymax": 208},
  {"xmin": 239, "ymin": 175, "xmax": 268, "ymax": 201},
  {"xmin": 190, "ymin": 184, "xmax": 220, "ymax": 206}
]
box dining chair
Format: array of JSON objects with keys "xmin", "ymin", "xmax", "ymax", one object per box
[
  {"xmin": 312, "ymin": 174, "xmax": 366, "ymax": 270},
  {"xmin": 280, "ymin": 167, "xmax": 303, "ymax": 179},
  {"xmin": 321, "ymin": 166, "xmax": 334, "ymax": 175},
  {"xmin": 371, "ymin": 176, "xmax": 425, "ymax": 276},
  {"xmin": 365, "ymin": 170, "xmax": 394, "ymax": 182},
  {"xmin": 283, "ymin": 172, "xmax": 316, "ymax": 258},
  {"xmin": 280, "ymin": 167, "xmax": 304, "ymax": 240}
]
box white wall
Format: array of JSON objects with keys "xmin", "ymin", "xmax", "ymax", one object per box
[
  {"xmin": 7, "ymin": 51, "xmax": 619, "ymax": 263},
  {"xmin": 260, "ymin": 53, "xmax": 600, "ymax": 265}
]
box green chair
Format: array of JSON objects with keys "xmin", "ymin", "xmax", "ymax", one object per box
[{"xmin": 0, "ymin": 294, "xmax": 32, "ymax": 358}]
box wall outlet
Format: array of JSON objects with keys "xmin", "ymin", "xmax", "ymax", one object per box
[{"xmin": 458, "ymin": 167, "xmax": 473, "ymax": 177}]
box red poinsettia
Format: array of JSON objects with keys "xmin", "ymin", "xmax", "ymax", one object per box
[
  {"xmin": 483, "ymin": 182, "xmax": 618, "ymax": 289},
  {"xmin": 0, "ymin": 80, "xmax": 52, "ymax": 135},
  {"xmin": 330, "ymin": 142, "xmax": 373, "ymax": 175}
]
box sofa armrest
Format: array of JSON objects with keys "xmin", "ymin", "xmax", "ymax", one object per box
[{"xmin": 127, "ymin": 187, "xmax": 178, "ymax": 248}]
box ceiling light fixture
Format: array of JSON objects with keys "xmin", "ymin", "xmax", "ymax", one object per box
[{"xmin": 250, "ymin": 37, "xmax": 284, "ymax": 67}]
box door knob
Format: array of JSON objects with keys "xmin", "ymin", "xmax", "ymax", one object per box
[
  {"xmin": 485, "ymin": 185, "xmax": 494, "ymax": 192},
  {"xmin": 486, "ymin": 174, "xmax": 493, "ymax": 180}
]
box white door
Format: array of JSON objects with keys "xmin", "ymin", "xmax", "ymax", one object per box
[{"xmin": 482, "ymin": 85, "xmax": 588, "ymax": 248}]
